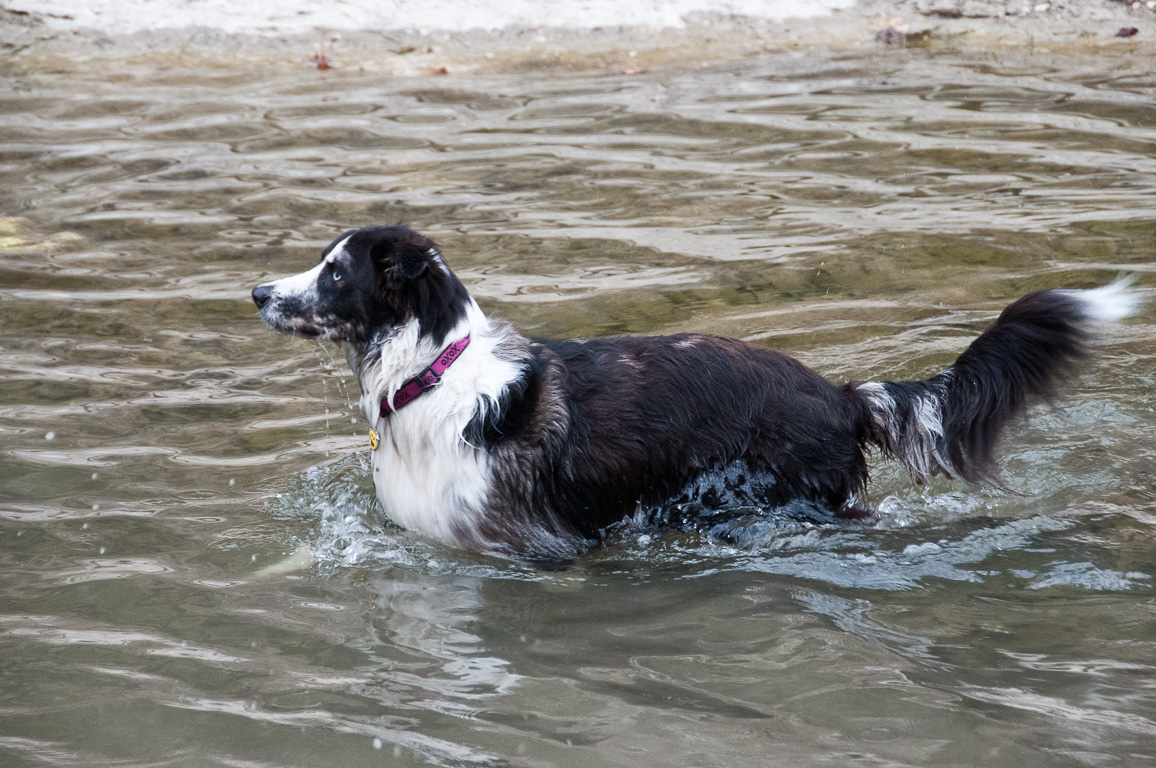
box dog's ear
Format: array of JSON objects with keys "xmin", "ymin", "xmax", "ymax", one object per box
[
  {"xmin": 394, "ymin": 244, "xmax": 429, "ymax": 280},
  {"xmin": 372, "ymin": 239, "xmax": 429, "ymax": 280}
]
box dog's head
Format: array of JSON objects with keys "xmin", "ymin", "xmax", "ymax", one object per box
[{"xmin": 252, "ymin": 225, "xmax": 470, "ymax": 351}]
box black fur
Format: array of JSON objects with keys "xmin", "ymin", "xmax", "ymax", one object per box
[
  {"xmin": 357, "ymin": 225, "xmax": 469, "ymax": 349},
  {"xmin": 850, "ymin": 290, "xmax": 1093, "ymax": 488},
  {"xmin": 471, "ymin": 334, "xmax": 871, "ymax": 547}
]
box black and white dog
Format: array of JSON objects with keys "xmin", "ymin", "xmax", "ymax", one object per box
[{"xmin": 253, "ymin": 225, "xmax": 1140, "ymax": 561}]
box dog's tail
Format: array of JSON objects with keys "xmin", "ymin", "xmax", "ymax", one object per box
[{"xmin": 847, "ymin": 279, "xmax": 1142, "ymax": 486}]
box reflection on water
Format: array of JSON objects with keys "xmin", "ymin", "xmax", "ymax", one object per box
[{"xmin": 1, "ymin": 50, "xmax": 1155, "ymax": 766}]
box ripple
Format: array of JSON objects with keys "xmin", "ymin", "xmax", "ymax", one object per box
[{"xmin": 0, "ymin": 615, "xmax": 246, "ymax": 664}]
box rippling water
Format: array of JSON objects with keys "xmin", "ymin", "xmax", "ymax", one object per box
[{"xmin": 1, "ymin": 51, "xmax": 1154, "ymax": 767}]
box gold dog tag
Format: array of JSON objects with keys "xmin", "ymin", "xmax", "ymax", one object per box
[{"xmin": 369, "ymin": 428, "xmax": 379, "ymax": 450}]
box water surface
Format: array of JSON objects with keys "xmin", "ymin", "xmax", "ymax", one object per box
[{"xmin": 1, "ymin": 50, "xmax": 1154, "ymax": 767}]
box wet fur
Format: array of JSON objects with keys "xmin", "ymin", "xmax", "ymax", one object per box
[{"xmin": 253, "ymin": 225, "xmax": 1139, "ymax": 562}]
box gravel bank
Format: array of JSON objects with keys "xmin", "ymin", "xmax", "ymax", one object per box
[{"xmin": 1, "ymin": 0, "xmax": 1152, "ymax": 74}]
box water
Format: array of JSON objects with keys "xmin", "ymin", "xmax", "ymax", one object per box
[{"xmin": 1, "ymin": 49, "xmax": 1155, "ymax": 767}]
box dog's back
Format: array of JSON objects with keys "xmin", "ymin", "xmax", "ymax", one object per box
[{"xmin": 472, "ymin": 333, "xmax": 870, "ymax": 542}]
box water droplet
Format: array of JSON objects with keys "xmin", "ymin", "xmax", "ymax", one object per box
[
  {"xmin": 92, "ymin": 503, "xmax": 100, "ymax": 511},
  {"xmin": 99, "ymin": 546, "xmax": 107, "ymax": 555},
  {"xmin": 228, "ymin": 478, "xmax": 236, "ymax": 487},
  {"xmin": 91, "ymin": 472, "xmax": 99, "ymax": 481},
  {"xmin": 82, "ymin": 523, "xmax": 88, "ymax": 530},
  {"xmin": 251, "ymin": 554, "xmax": 258, "ymax": 562},
  {"xmin": 45, "ymin": 431, "xmax": 55, "ymax": 441},
  {"xmin": 372, "ymin": 738, "xmax": 383, "ymax": 750}
]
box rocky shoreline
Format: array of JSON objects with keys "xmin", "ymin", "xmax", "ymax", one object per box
[{"xmin": 2, "ymin": 0, "xmax": 1153, "ymax": 75}]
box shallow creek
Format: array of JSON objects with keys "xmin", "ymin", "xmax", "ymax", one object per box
[{"xmin": 1, "ymin": 49, "xmax": 1154, "ymax": 766}]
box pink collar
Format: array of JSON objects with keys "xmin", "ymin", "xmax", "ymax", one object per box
[{"xmin": 379, "ymin": 334, "xmax": 471, "ymax": 415}]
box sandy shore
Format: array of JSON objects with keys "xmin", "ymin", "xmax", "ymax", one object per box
[{"xmin": 1, "ymin": 0, "xmax": 1153, "ymax": 74}]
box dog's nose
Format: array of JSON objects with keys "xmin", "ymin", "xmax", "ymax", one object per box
[{"xmin": 252, "ymin": 284, "xmax": 273, "ymax": 309}]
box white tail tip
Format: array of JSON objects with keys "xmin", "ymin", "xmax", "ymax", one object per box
[{"xmin": 1060, "ymin": 276, "xmax": 1143, "ymax": 324}]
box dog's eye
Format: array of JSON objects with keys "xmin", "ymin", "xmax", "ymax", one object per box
[{"xmin": 332, "ymin": 271, "xmax": 342, "ymax": 283}]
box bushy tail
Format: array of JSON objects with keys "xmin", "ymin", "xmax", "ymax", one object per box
[{"xmin": 850, "ymin": 279, "xmax": 1142, "ymax": 486}]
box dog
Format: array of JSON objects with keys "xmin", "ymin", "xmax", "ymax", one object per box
[{"xmin": 252, "ymin": 224, "xmax": 1140, "ymax": 562}]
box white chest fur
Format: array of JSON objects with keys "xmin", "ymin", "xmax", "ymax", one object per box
[
  {"xmin": 370, "ymin": 421, "xmax": 490, "ymax": 544},
  {"xmin": 355, "ymin": 301, "xmax": 524, "ymax": 547}
]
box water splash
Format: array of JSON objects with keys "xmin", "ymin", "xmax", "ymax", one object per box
[
  {"xmin": 265, "ymin": 454, "xmax": 413, "ymax": 575},
  {"xmin": 267, "ymin": 455, "xmax": 1150, "ymax": 593}
]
